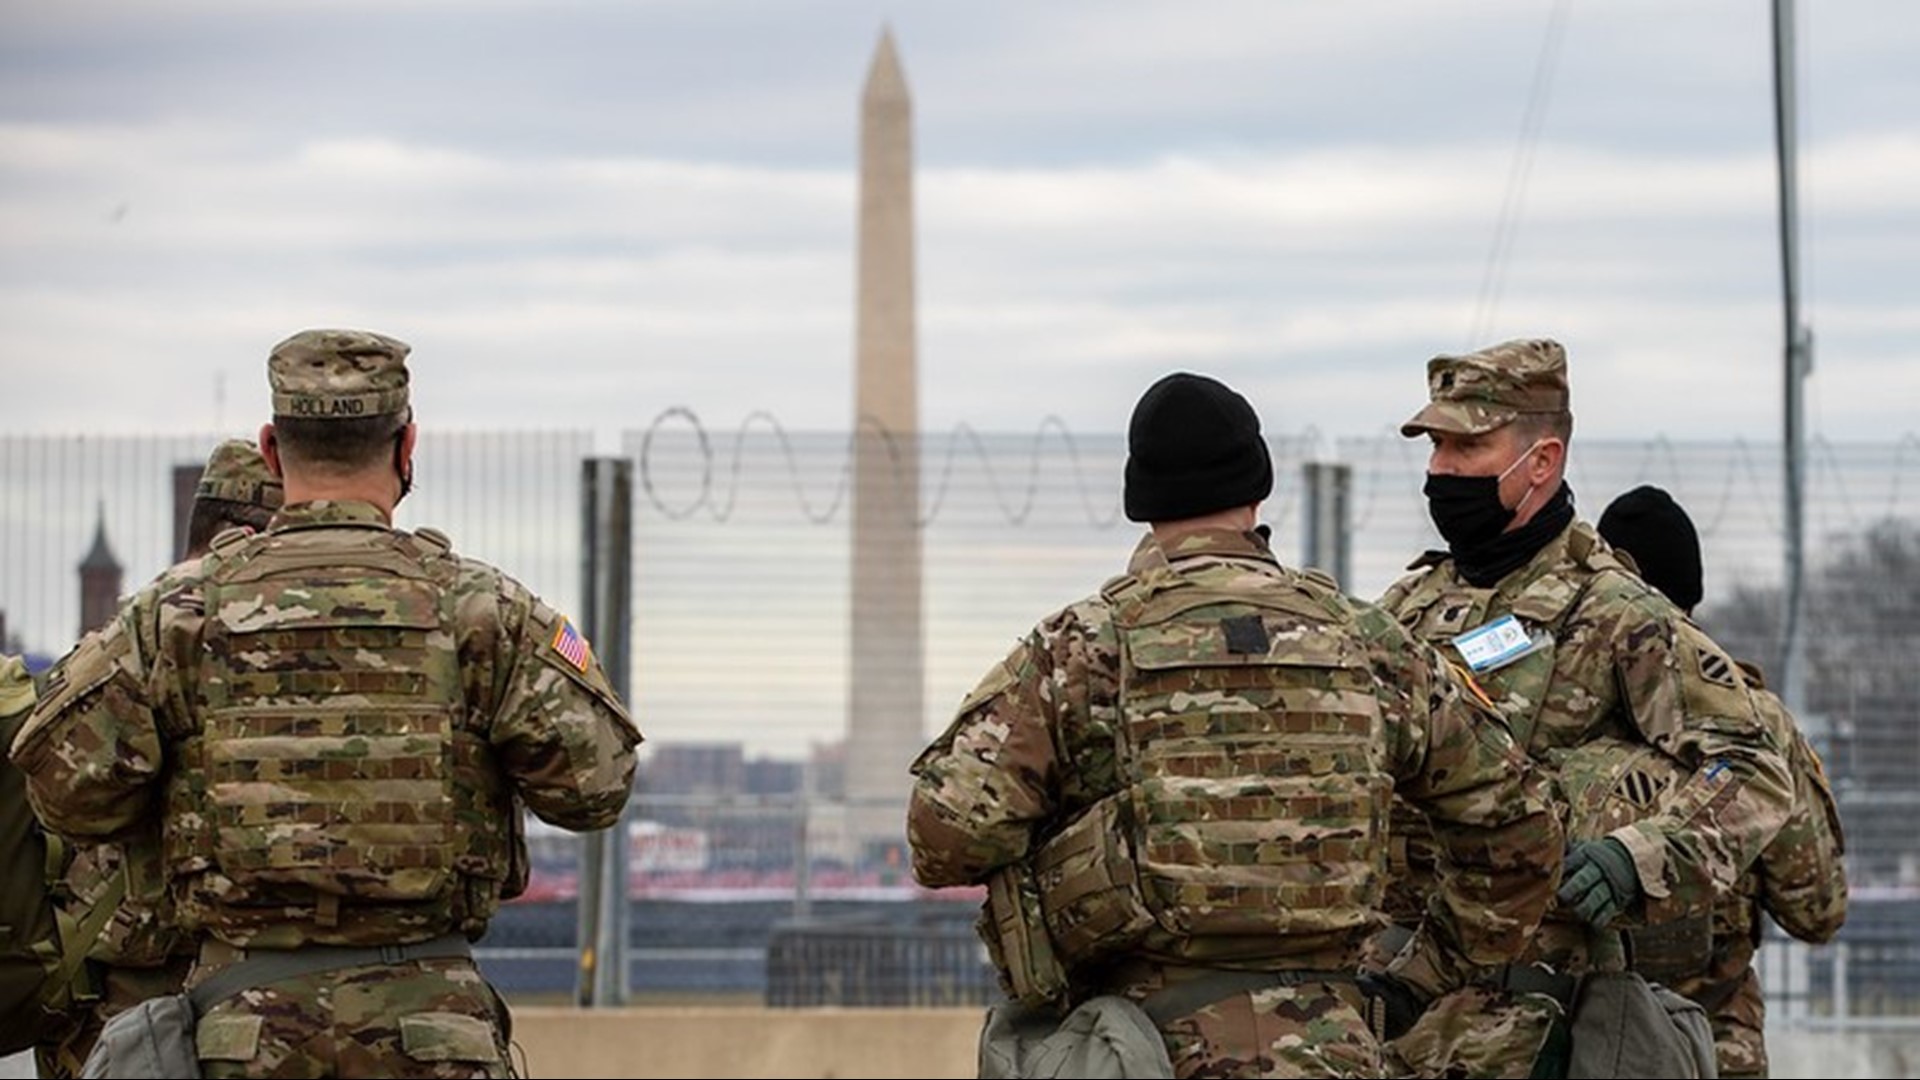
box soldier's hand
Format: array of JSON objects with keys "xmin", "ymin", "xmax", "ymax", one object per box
[
  {"xmin": 1357, "ymin": 970, "xmax": 1428, "ymax": 1042},
  {"xmin": 1556, "ymin": 837, "xmax": 1641, "ymax": 927}
]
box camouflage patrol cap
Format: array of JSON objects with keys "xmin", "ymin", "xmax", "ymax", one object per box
[
  {"xmin": 195, "ymin": 438, "xmax": 283, "ymax": 511},
  {"xmin": 1400, "ymin": 338, "xmax": 1569, "ymax": 437},
  {"xmin": 268, "ymin": 328, "xmax": 411, "ymax": 420}
]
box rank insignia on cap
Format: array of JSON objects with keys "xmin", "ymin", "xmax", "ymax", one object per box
[{"xmin": 552, "ymin": 617, "xmax": 592, "ymax": 673}]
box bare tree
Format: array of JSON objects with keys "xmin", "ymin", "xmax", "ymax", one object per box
[{"xmin": 1701, "ymin": 518, "xmax": 1920, "ymax": 885}]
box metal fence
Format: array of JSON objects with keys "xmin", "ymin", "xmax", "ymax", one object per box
[{"xmin": 3, "ymin": 423, "xmax": 1917, "ymax": 1021}]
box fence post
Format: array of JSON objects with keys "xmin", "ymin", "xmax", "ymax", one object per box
[
  {"xmin": 575, "ymin": 456, "xmax": 634, "ymax": 1005},
  {"xmin": 1301, "ymin": 461, "xmax": 1351, "ymax": 588}
]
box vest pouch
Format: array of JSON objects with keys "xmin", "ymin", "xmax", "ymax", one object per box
[
  {"xmin": 1033, "ymin": 795, "xmax": 1156, "ymax": 965},
  {"xmin": 1623, "ymin": 913, "xmax": 1711, "ymax": 987},
  {"xmin": 981, "ymin": 864, "xmax": 1069, "ymax": 1008}
]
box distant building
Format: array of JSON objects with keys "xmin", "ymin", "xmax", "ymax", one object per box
[
  {"xmin": 744, "ymin": 755, "xmax": 803, "ymax": 796},
  {"xmin": 78, "ymin": 503, "xmax": 122, "ymax": 637},
  {"xmin": 645, "ymin": 742, "xmax": 747, "ymax": 798}
]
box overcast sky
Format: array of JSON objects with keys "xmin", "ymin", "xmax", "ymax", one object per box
[{"xmin": 2, "ymin": 0, "xmax": 1914, "ymax": 450}]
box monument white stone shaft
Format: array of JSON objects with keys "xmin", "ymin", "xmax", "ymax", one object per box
[{"xmin": 845, "ymin": 28, "xmax": 923, "ymax": 853}]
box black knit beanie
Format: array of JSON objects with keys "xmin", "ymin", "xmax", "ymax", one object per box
[
  {"xmin": 1597, "ymin": 484, "xmax": 1704, "ymax": 612},
  {"xmin": 1123, "ymin": 372, "xmax": 1274, "ymax": 523}
]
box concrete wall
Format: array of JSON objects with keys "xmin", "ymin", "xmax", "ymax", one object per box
[
  {"xmin": 512, "ymin": 1007, "xmax": 1920, "ymax": 1080},
  {"xmin": 512, "ymin": 1006, "xmax": 983, "ymax": 1079}
]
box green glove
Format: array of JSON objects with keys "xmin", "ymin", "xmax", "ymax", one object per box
[{"xmin": 1556, "ymin": 837, "xmax": 1641, "ymax": 927}]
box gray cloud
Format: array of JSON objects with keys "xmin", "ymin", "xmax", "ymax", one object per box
[{"xmin": 1, "ymin": 0, "xmax": 1914, "ymax": 445}]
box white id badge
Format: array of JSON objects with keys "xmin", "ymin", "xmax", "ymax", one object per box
[{"xmin": 1451, "ymin": 614, "xmax": 1545, "ymax": 673}]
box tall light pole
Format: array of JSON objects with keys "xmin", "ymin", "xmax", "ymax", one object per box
[{"xmin": 1773, "ymin": 0, "xmax": 1811, "ymax": 713}]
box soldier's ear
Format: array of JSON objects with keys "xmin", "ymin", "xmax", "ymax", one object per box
[
  {"xmin": 259, "ymin": 423, "xmax": 284, "ymax": 478},
  {"xmin": 1532, "ymin": 436, "xmax": 1565, "ymax": 479}
]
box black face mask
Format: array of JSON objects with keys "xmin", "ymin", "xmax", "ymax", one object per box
[{"xmin": 1423, "ymin": 472, "xmax": 1514, "ymax": 551}]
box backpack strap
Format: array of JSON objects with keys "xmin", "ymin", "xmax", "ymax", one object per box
[
  {"xmin": 187, "ymin": 933, "xmax": 473, "ymax": 1013},
  {"xmin": 44, "ymin": 835, "xmax": 127, "ymax": 1006}
]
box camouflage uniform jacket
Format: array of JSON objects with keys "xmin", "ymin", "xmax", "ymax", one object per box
[
  {"xmin": 908, "ymin": 526, "xmax": 1563, "ymax": 1002},
  {"xmin": 11, "ymin": 499, "xmax": 642, "ymax": 949},
  {"xmin": 1736, "ymin": 664, "xmax": 1846, "ymax": 946},
  {"xmin": 1376, "ymin": 517, "xmax": 1794, "ymax": 968},
  {"xmin": 1674, "ymin": 665, "xmax": 1846, "ymax": 1078},
  {"xmin": 33, "ymin": 559, "xmax": 204, "ymax": 1075}
]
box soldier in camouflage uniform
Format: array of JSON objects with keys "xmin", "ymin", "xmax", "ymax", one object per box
[
  {"xmin": 182, "ymin": 438, "xmax": 285, "ymax": 556},
  {"xmin": 1596, "ymin": 484, "xmax": 1847, "ymax": 1079},
  {"xmin": 908, "ymin": 372, "xmax": 1565, "ymax": 1079},
  {"xmin": 11, "ymin": 329, "xmax": 642, "ymax": 1079},
  {"xmin": 0, "ymin": 652, "xmax": 44, "ymax": 1045},
  {"xmin": 1371, "ymin": 340, "xmax": 1795, "ymax": 1078},
  {"xmin": 30, "ymin": 439, "xmax": 286, "ymax": 1078}
]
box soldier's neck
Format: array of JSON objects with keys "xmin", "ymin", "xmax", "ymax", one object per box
[
  {"xmin": 281, "ymin": 469, "xmax": 398, "ymax": 523},
  {"xmin": 1151, "ymin": 505, "xmax": 1258, "ymax": 547}
]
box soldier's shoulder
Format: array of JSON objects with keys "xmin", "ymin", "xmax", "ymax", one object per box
[
  {"xmin": 441, "ymin": 547, "xmax": 524, "ymax": 598},
  {"xmin": 151, "ymin": 551, "xmax": 215, "ymax": 590},
  {"xmin": 1048, "ymin": 584, "xmax": 1114, "ymax": 630},
  {"xmin": 1377, "ymin": 563, "xmax": 1437, "ymax": 611},
  {"xmin": 1344, "ymin": 592, "xmax": 1411, "ymax": 643},
  {"xmin": 126, "ymin": 557, "xmax": 213, "ymax": 623},
  {"xmin": 1571, "ymin": 558, "xmax": 1676, "ymax": 625}
]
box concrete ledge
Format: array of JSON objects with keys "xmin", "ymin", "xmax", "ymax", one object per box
[
  {"xmin": 510, "ymin": 1006, "xmax": 1920, "ymax": 1079},
  {"xmin": 511, "ymin": 1005, "xmax": 985, "ymax": 1079},
  {"xmin": 1767, "ymin": 1028, "xmax": 1920, "ymax": 1079}
]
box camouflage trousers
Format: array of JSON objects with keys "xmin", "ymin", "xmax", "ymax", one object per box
[
  {"xmin": 1386, "ymin": 985, "xmax": 1563, "ymax": 1079},
  {"xmin": 1673, "ymin": 964, "xmax": 1767, "ymax": 1078},
  {"xmin": 189, "ymin": 952, "xmax": 512, "ymax": 1079},
  {"xmin": 1111, "ymin": 966, "xmax": 1388, "ymax": 1078}
]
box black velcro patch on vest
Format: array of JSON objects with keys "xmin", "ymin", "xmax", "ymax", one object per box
[
  {"xmin": 1697, "ymin": 650, "xmax": 1739, "ymax": 688},
  {"xmin": 1221, "ymin": 615, "xmax": 1270, "ymax": 655}
]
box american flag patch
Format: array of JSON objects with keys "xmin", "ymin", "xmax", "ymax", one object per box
[{"xmin": 551, "ymin": 618, "xmax": 592, "ymax": 673}]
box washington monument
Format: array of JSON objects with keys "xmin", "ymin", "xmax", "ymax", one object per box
[{"xmin": 845, "ymin": 28, "xmax": 923, "ymax": 851}]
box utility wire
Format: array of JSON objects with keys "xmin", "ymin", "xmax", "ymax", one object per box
[{"xmin": 1468, "ymin": 0, "xmax": 1572, "ymax": 347}]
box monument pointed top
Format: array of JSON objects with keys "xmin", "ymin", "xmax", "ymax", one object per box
[{"xmin": 863, "ymin": 25, "xmax": 909, "ymax": 104}]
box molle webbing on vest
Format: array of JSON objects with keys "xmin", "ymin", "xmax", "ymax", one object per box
[
  {"xmin": 174, "ymin": 525, "xmax": 502, "ymax": 943},
  {"xmin": 1102, "ymin": 559, "xmax": 1390, "ymax": 947}
]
